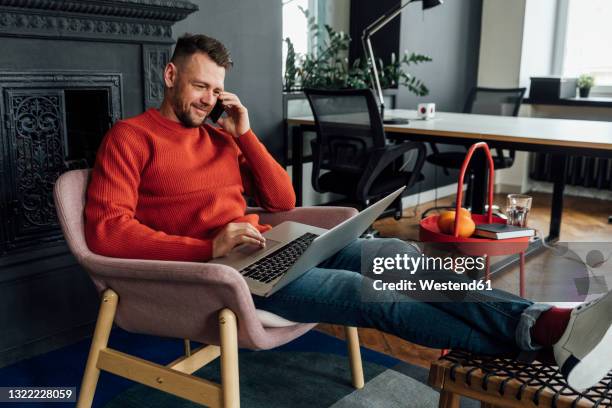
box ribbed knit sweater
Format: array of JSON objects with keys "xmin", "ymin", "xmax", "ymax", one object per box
[{"xmin": 85, "ymin": 108, "xmax": 295, "ymax": 262}]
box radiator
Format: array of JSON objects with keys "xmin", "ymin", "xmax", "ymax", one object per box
[{"xmin": 530, "ymin": 153, "xmax": 612, "ymax": 190}]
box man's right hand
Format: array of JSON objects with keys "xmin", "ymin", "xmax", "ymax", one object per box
[{"xmin": 212, "ymin": 222, "xmax": 266, "ymax": 258}]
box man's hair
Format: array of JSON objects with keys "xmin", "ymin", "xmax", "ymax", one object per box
[{"xmin": 171, "ymin": 33, "xmax": 233, "ymax": 69}]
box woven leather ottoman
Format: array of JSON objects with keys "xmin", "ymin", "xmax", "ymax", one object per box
[{"xmin": 428, "ymin": 350, "xmax": 612, "ymax": 408}]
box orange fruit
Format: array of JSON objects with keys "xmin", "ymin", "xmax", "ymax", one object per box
[
  {"xmin": 436, "ymin": 209, "xmax": 475, "ymax": 238},
  {"xmin": 455, "ymin": 216, "xmax": 475, "ymax": 238},
  {"xmin": 458, "ymin": 207, "xmax": 471, "ymax": 218},
  {"xmin": 437, "ymin": 211, "xmax": 456, "ymax": 233}
]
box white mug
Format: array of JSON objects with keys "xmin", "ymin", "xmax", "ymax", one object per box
[{"xmin": 417, "ymin": 103, "xmax": 436, "ymax": 120}]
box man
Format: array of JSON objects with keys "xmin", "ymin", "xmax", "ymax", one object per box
[{"xmin": 86, "ymin": 34, "xmax": 612, "ymax": 391}]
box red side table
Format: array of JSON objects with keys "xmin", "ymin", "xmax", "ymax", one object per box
[{"xmin": 419, "ymin": 142, "xmax": 530, "ymax": 297}]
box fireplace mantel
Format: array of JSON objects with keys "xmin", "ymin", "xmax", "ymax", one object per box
[{"xmin": 0, "ymin": 0, "xmax": 198, "ymax": 43}]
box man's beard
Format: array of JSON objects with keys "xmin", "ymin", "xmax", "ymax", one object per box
[{"xmin": 173, "ymin": 98, "xmax": 206, "ymax": 128}]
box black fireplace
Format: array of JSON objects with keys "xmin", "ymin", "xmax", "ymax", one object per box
[
  {"xmin": 0, "ymin": 72, "xmax": 121, "ymax": 253},
  {"xmin": 0, "ymin": 0, "xmax": 197, "ymax": 366}
]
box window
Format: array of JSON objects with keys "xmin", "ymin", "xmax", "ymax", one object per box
[
  {"xmin": 555, "ymin": 0, "xmax": 612, "ymax": 94},
  {"xmin": 282, "ymin": 0, "xmax": 312, "ymax": 77}
]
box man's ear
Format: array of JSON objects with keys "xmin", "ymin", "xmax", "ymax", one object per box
[{"xmin": 163, "ymin": 62, "xmax": 178, "ymax": 88}]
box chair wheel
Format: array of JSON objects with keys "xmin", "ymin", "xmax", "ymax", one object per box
[{"xmin": 394, "ymin": 211, "xmax": 402, "ymax": 220}]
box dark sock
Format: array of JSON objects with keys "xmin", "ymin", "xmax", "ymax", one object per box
[
  {"xmin": 531, "ymin": 306, "xmax": 572, "ymax": 347},
  {"xmin": 535, "ymin": 348, "xmax": 556, "ymax": 365}
]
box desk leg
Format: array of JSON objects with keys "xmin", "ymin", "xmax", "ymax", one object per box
[
  {"xmin": 292, "ymin": 126, "xmax": 304, "ymax": 207},
  {"xmin": 547, "ymin": 154, "xmax": 567, "ymax": 242}
]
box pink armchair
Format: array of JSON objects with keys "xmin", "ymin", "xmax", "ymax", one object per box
[{"xmin": 53, "ymin": 169, "xmax": 363, "ymax": 408}]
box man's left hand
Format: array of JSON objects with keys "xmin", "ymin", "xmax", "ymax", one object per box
[{"xmin": 215, "ymin": 91, "xmax": 251, "ymax": 138}]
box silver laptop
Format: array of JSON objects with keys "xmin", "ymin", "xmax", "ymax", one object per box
[{"xmin": 212, "ymin": 186, "xmax": 405, "ymax": 297}]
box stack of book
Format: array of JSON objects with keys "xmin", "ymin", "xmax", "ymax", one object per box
[{"xmin": 473, "ymin": 224, "xmax": 534, "ymax": 240}]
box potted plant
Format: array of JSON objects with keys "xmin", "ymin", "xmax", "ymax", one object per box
[
  {"xmin": 283, "ymin": 8, "xmax": 431, "ymax": 97},
  {"xmin": 577, "ymin": 74, "xmax": 594, "ymax": 98}
]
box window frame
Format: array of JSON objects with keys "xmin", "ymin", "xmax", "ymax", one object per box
[{"xmin": 552, "ymin": 0, "xmax": 612, "ymax": 96}]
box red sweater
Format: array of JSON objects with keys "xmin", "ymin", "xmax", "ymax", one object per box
[{"xmin": 85, "ymin": 108, "xmax": 295, "ymax": 261}]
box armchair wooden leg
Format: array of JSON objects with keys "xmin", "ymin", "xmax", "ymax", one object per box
[
  {"xmin": 344, "ymin": 326, "xmax": 364, "ymax": 389},
  {"xmin": 219, "ymin": 309, "xmax": 239, "ymax": 408},
  {"xmin": 76, "ymin": 289, "xmax": 118, "ymax": 408},
  {"xmin": 184, "ymin": 339, "xmax": 191, "ymax": 357}
]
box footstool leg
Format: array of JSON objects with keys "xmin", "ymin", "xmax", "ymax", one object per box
[
  {"xmin": 519, "ymin": 252, "xmax": 525, "ymax": 297},
  {"xmin": 439, "ymin": 390, "xmax": 460, "ymax": 408}
]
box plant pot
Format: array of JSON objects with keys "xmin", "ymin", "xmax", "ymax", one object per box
[{"xmin": 579, "ymin": 87, "xmax": 591, "ymax": 98}]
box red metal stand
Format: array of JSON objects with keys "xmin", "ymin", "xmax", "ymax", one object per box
[{"xmin": 419, "ymin": 142, "xmax": 529, "ymax": 297}]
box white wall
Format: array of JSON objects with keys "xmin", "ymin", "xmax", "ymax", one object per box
[
  {"xmin": 478, "ymin": 0, "xmax": 562, "ymax": 195},
  {"xmin": 519, "ymin": 0, "xmax": 557, "ymax": 92},
  {"xmin": 477, "ymin": 0, "xmax": 525, "ymax": 88},
  {"xmin": 478, "ymin": 0, "xmax": 558, "ymax": 92},
  {"xmin": 478, "ymin": 0, "xmax": 527, "ymax": 192},
  {"xmin": 324, "ymin": 0, "xmax": 350, "ymax": 34}
]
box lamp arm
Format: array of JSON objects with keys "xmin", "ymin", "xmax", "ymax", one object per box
[
  {"xmin": 362, "ymin": 36, "xmax": 385, "ymax": 116},
  {"xmin": 363, "ymin": 1, "xmax": 412, "ymax": 36},
  {"xmin": 361, "ymin": 0, "xmax": 416, "ymax": 117}
]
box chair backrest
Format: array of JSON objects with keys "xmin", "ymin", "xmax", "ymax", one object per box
[
  {"xmin": 304, "ymin": 88, "xmax": 386, "ymax": 174},
  {"xmin": 463, "ymin": 87, "xmax": 527, "ymax": 117},
  {"xmin": 53, "ymin": 169, "xmax": 93, "ymax": 264},
  {"xmin": 53, "ymin": 169, "xmax": 110, "ymax": 295}
]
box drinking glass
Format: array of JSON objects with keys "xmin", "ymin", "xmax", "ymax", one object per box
[{"xmin": 506, "ymin": 194, "xmax": 532, "ymax": 227}]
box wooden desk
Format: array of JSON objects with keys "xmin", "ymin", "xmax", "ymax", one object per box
[{"xmin": 287, "ymin": 109, "xmax": 612, "ymax": 245}]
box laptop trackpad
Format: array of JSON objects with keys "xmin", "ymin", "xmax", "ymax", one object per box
[{"xmin": 234, "ymin": 238, "xmax": 282, "ymax": 256}]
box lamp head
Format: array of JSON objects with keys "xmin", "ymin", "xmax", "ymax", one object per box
[{"xmin": 422, "ymin": 0, "xmax": 443, "ymax": 10}]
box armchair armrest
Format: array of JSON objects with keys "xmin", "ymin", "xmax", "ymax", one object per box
[
  {"xmin": 81, "ymin": 253, "xmax": 280, "ymax": 349},
  {"xmin": 247, "ymin": 206, "xmax": 358, "ymax": 229},
  {"xmin": 84, "ymin": 252, "xmax": 246, "ymax": 285}
]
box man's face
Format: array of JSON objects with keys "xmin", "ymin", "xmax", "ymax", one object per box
[{"xmin": 165, "ymin": 52, "xmax": 226, "ymax": 128}]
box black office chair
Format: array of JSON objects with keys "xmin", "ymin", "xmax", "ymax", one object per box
[
  {"xmin": 304, "ymin": 88, "xmax": 426, "ymax": 220},
  {"xmin": 422, "ymin": 87, "xmax": 527, "ymax": 218}
]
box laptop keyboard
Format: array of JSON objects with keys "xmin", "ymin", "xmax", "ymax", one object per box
[{"xmin": 241, "ymin": 232, "xmax": 319, "ymax": 283}]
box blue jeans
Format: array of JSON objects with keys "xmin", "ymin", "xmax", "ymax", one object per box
[{"xmin": 253, "ymin": 238, "xmax": 551, "ymax": 354}]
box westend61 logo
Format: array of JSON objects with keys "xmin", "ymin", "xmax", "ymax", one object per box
[
  {"xmin": 371, "ymin": 253, "xmax": 486, "ymax": 275},
  {"xmin": 359, "ymin": 240, "xmax": 612, "ymax": 303},
  {"xmin": 369, "ymin": 253, "xmax": 491, "ymax": 294}
]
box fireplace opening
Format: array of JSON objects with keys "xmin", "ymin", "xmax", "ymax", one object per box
[{"xmin": 64, "ymin": 89, "xmax": 111, "ymax": 168}]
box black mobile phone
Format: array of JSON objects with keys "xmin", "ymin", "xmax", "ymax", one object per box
[{"xmin": 208, "ymin": 99, "xmax": 224, "ymax": 123}]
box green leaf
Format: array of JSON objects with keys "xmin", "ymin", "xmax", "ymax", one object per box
[{"xmin": 282, "ymin": 10, "xmax": 431, "ymax": 95}]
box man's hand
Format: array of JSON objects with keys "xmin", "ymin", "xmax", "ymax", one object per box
[
  {"xmin": 212, "ymin": 222, "xmax": 266, "ymax": 258},
  {"xmin": 215, "ymin": 91, "xmax": 251, "ymax": 138}
]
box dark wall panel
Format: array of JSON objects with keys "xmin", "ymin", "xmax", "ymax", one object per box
[
  {"xmin": 349, "ymin": 0, "xmax": 401, "ymax": 66},
  {"xmin": 172, "ymin": 0, "xmax": 283, "ymax": 160},
  {"xmin": 397, "ymin": 0, "xmax": 482, "ymax": 113},
  {"xmin": 397, "ymin": 0, "xmax": 483, "ymax": 192}
]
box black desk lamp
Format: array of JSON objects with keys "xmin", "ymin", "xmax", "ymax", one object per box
[{"xmin": 362, "ymin": 0, "xmax": 442, "ymax": 124}]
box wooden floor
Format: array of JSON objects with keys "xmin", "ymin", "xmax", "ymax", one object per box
[{"xmin": 316, "ymin": 191, "xmax": 612, "ymax": 369}]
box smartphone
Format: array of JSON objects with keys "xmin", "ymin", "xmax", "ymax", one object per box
[{"xmin": 208, "ymin": 99, "xmax": 224, "ymax": 123}]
